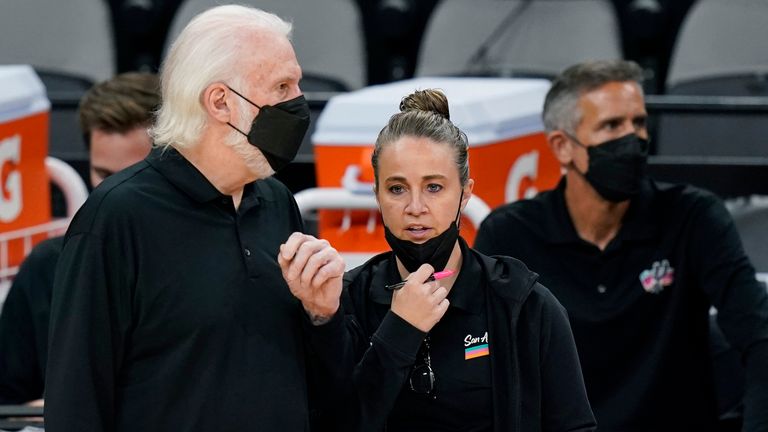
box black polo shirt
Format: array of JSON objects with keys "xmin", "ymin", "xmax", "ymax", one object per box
[
  {"xmin": 0, "ymin": 236, "xmax": 62, "ymax": 404},
  {"xmin": 46, "ymin": 147, "xmax": 309, "ymax": 431},
  {"xmin": 475, "ymin": 178, "xmax": 768, "ymax": 431},
  {"xmin": 368, "ymin": 239, "xmax": 492, "ymax": 432}
]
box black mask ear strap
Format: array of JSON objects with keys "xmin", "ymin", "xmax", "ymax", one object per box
[
  {"xmin": 567, "ymin": 159, "xmax": 589, "ymax": 179},
  {"xmin": 227, "ymin": 122, "xmax": 249, "ymax": 137},
  {"xmin": 226, "ymin": 85, "xmax": 263, "ymax": 109},
  {"xmin": 226, "ymin": 85, "xmax": 261, "ymax": 138},
  {"xmin": 562, "ymin": 132, "xmax": 590, "ymax": 178},
  {"xmin": 455, "ymin": 189, "xmax": 464, "ymax": 229},
  {"xmin": 564, "ymin": 131, "xmax": 588, "ymax": 149}
]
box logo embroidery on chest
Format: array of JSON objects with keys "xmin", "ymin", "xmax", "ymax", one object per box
[
  {"xmin": 464, "ymin": 331, "xmax": 490, "ymax": 360},
  {"xmin": 639, "ymin": 259, "xmax": 675, "ymax": 294}
]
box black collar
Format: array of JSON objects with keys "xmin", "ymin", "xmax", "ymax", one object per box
[
  {"xmin": 146, "ymin": 146, "xmax": 269, "ymax": 208},
  {"xmin": 538, "ymin": 177, "xmax": 659, "ymax": 245},
  {"xmin": 446, "ymin": 237, "xmax": 485, "ymax": 314}
]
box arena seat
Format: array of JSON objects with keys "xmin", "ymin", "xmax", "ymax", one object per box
[
  {"xmin": 656, "ymin": 0, "xmax": 768, "ymax": 157},
  {"xmin": 0, "ymin": 0, "xmax": 115, "ymax": 85},
  {"xmin": 415, "ymin": 0, "xmax": 622, "ymax": 79},
  {"xmin": 0, "ymin": 0, "xmax": 117, "ymax": 169}
]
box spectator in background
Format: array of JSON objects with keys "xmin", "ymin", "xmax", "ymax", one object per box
[
  {"xmin": 44, "ymin": 5, "xmax": 344, "ymax": 432},
  {"xmin": 80, "ymin": 72, "xmax": 159, "ymax": 186},
  {"xmin": 475, "ymin": 59, "xmax": 768, "ymax": 431},
  {"xmin": 0, "ymin": 72, "xmax": 158, "ymax": 405}
]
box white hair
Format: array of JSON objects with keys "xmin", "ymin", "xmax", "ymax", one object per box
[
  {"xmin": 225, "ymin": 95, "xmax": 275, "ymax": 178},
  {"xmin": 151, "ymin": 4, "xmax": 292, "ymax": 149}
]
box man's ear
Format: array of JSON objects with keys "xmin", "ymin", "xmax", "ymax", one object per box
[
  {"xmin": 202, "ymin": 83, "xmax": 231, "ymax": 123},
  {"xmin": 547, "ymin": 130, "xmax": 574, "ymax": 166}
]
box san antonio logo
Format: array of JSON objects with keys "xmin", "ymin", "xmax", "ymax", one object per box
[{"xmin": 639, "ymin": 259, "xmax": 674, "ymax": 294}]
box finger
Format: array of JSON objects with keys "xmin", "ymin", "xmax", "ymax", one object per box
[
  {"xmin": 307, "ymin": 248, "xmax": 344, "ymax": 283},
  {"xmin": 309, "ymin": 253, "xmax": 345, "ymax": 288},
  {"xmin": 436, "ymin": 298, "xmax": 450, "ymax": 316},
  {"xmin": 402, "ymin": 264, "xmax": 435, "ymax": 290},
  {"xmin": 278, "ymin": 253, "xmax": 304, "ymax": 286},
  {"xmin": 430, "ymin": 286, "xmax": 449, "ymax": 303},
  {"xmin": 287, "ymin": 238, "xmax": 330, "ymax": 281},
  {"xmin": 280, "ymin": 232, "xmax": 312, "ymax": 260},
  {"xmin": 279, "ymin": 251, "xmax": 303, "ymax": 284},
  {"xmin": 299, "ymin": 246, "xmax": 337, "ymax": 287},
  {"xmin": 277, "ymin": 252, "xmax": 290, "ymax": 274},
  {"xmin": 312, "ymin": 272, "xmax": 344, "ymax": 299},
  {"xmin": 426, "ymin": 280, "xmax": 440, "ymax": 293},
  {"xmin": 416, "ymin": 279, "xmax": 440, "ymax": 296},
  {"xmin": 414, "ymin": 263, "xmax": 435, "ymax": 282}
]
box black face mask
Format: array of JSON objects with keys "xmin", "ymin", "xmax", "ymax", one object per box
[
  {"xmin": 383, "ymin": 191, "xmax": 463, "ymax": 274},
  {"xmin": 227, "ymin": 86, "xmax": 310, "ymax": 172},
  {"xmin": 569, "ymin": 133, "xmax": 649, "ymax": 202}
]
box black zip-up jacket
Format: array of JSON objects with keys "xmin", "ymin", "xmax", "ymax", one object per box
[{"xmin": 308, "ymin": 245, "xmax": 596, "ymax": 431}]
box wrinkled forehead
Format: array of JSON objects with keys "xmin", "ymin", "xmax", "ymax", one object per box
[{"xmin": 237, "ymin": 32, "xmax": 301, "ymax": 81}]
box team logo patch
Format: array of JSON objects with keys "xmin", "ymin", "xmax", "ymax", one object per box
[
  {"xmin": 464, "ymin": 332, "xmax": 489, "ymax": 360},
  {"xmin": 639, "ymin": 259, "xmax": 674, "ymax": 294}
]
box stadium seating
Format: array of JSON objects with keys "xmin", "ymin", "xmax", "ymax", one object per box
[
  {"xmin": 0, "ymin": 0, "xmax": 115, "ymax": 85},
  {"xmin": 415, "ymin": 0, "xmax": 622, "ymax": 79},
  {"xmin": 656, "ymin": 0, "xmax": 768, "ymax": 157},
  {"xmin": 0, "ymin": 0, "xmax": 117, "ymax": 170}
]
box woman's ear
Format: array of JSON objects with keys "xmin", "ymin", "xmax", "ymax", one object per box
[
  {"xmin": 202, "ymin": 83, "xmax": 231, "ymax": 123},
  {"xmin": 460, "ymin": 179, "xmax": 474, "ymax": 211}
]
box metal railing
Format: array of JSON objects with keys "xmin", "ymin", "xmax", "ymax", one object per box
[{"xmin": 0, "ymin": 157, "xmax": 87, "ymax": 299}]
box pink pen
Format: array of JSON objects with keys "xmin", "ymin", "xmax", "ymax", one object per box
[{"xmin": 385, "ymin": 269, "xmax": 456, "ymax": 291}]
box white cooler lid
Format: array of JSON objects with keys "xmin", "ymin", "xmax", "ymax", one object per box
[
  {"xmin": 0, "ymin": 65, "xmax": 50, "ymax": 124},
  {"xmin": 312, "ymin": 77, "xmax": 551, "ymax": 147}
]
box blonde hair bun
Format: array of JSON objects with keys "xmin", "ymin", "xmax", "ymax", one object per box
[{"xmin": 399, "ymin": 89, "xmax": 450, "ymax": 120}]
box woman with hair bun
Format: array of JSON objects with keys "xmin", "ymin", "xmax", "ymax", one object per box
[{"xmin": 309, "ymin": 89, "xmax": 596, "ymax": 431}]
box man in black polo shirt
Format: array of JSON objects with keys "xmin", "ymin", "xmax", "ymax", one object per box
[
  {"xmin": 475, "ymin": 59, "xmax": 768, "ymax": 431},
  {"xmin": 45, "ymin": 5, "xmax": 344, "ymax": 432}
]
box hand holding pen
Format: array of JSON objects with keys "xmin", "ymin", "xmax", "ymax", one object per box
[
  {"xmin": 389, "ymin": 264, "xmax": 453, "ymax": 333},
  {"xmin": 385, "ymin": 269, "xmax": 456, "ymax": 291}
]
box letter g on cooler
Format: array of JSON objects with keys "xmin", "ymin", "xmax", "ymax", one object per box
[{"xmin": 0, "ymin": 134, "xmax": 22, "ymax": 222}]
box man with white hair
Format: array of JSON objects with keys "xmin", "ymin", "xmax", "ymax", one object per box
[{"xmin": 45, "ymin": 5, "xmax": 344, "ymax": 431}]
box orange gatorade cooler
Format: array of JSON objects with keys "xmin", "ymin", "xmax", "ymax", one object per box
[
  {"xmin": 0, "ymin": 65, "xmax": 52, "ymax": 286},
  {"xmin": 310, "ymin": 77, "xmax": 561, "ymax": 260}
]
